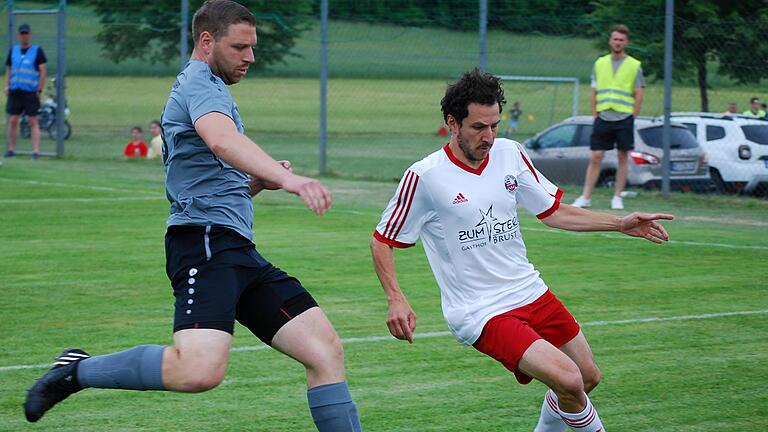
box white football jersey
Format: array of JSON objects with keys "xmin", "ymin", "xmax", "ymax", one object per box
[{"xmin": 374, "ymin": 139, "xmax": 562, "ymax": 345}]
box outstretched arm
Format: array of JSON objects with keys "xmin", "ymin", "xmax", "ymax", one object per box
[
  {"xmin": 541, "ymin": 203, "xmax": 673, "ymax": 244},
  {"xmin": 248, "ymin": 160, "xmax": 292, "ymax": 197},
  {"xmin": 196, "ymin": 112, "xmax": 331, "ymax": 215},
  {"xmin": 371, "ymin": 237, "xmax": 417, "ymax": 343}
]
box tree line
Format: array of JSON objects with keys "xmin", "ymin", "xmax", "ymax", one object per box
[{"xmin": 77, "ymin": 0, "xmax": 767, "ymax": 111}]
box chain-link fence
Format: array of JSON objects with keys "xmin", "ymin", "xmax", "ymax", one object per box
[{"xmin": 1, "ymin": 1, "xmax": 766, "ymax": 196}]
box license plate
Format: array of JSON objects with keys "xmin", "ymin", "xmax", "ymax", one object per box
[{"xmin": 671, "ymin": 161, "xmax": 696, "ymax": 172}]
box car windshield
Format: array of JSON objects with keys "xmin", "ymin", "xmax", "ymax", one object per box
[
  {"xmin": 741, "ymin": 125, "xmax": 768, "ymax": 145},
  {"xmin": 638, "ymin": 126, "xmax": 699, "ymax": 149}
]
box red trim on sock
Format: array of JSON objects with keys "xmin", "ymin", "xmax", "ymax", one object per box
[
  {"xmin": 562, "ymin": 406, "xmax": 596, "ymax": 428},
  {"xmin": 545, "ymin": 392, "xmax": 560, "ymax": 414}
]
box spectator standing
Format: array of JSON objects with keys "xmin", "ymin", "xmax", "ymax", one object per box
[
  {"xmin": 572, "ymin": 24, "xmax": 644, "ymax": 210},
  {"xmin": 742, "ymin": 97, "xmax": 766, "ymax": 117},
  {"xmin": 723, "ymin": 102, "xmax": 738, "ymax": 115},
  {"xmin": 5, "ymin": 24, "xmax": 47, "ymax": 159}
]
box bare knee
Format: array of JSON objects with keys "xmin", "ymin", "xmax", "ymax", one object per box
[
  {"xmin": 183, "ymin": 374, "xmax": 224, "ymax": 392},
  {"xmin": 583, "ymin": 366, "xmax": 601, "ymax": 393},
  {"xmin": 305, "ymin": 331, "xmax": 345, "ymax": 378},
  {"xmin": 590, "ymin": 153, "xmax": 604, "ymax": 165},
  {"xmin": 552, "ymin": 364, "xmax": 585, "ymax": 402},
  {"xmin": 163, "ymin": 347, "xmax": 228, "ymax": 393},
  {"xmin": 175, "ymin": 362, "xmax": 226, "ymax": 392}
]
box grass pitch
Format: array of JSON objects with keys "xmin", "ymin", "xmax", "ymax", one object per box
[{"xmin": 1, "ymin": 157, "xmax": 766, "ymax": 431}]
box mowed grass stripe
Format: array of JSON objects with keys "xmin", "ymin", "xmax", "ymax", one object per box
[
  {"xmin": 2, "ymin": 309, "xmax": 767, "ymax": 373},
  {"xmin": 1, "ymin": 190, "xmax": 765, "ymax": 249}
]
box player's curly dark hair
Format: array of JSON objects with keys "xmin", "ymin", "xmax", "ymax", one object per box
[{"xmin": 441, "ymin": 68, "xmax": 506, "ymax": 125}]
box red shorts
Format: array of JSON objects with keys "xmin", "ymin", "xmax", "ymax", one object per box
[{"xmin": 473, "ymin": 289, "xmax": 581, "ymax": 384}]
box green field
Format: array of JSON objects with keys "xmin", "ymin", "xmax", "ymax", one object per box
[{"xmin": 1, "ymin": 153, "xmax": 767, "ymax": 431}]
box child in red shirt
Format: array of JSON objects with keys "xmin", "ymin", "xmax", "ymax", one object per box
[{"xmin": 123, "ymin": 126, "xmax": 148, "ymax": 158}]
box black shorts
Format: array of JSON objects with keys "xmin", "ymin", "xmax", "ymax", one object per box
[
  {"xmin": 6, "ymin": 90, "xmax": 40, "ymax": 116},
  {"xmin": 165, "ymin": 225, "xmax": 318, "ymax": 344},
  {"xmin": 591, "ymin": 116, "xmax": 634, "ymax": 151}
]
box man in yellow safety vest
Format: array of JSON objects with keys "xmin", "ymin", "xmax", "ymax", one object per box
[
  {"xmin": 573, "ymin": 24, "xmax": 644, "ymax": 210},
  {"xmin": 742, "ymin": 97, "xmax": 766, "ymax": 117}
]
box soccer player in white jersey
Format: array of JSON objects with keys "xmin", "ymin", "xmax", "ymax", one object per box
[{"xmin": 371, "ymin": 69, "xmax": 673, "ymax": 431}]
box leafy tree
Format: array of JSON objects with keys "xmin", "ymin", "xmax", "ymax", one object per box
[
  {"xmin": 592, "ymin": 0, "xmax": 768, "ymax": 111},
  {"xmin": 321, "ymin": 0, "xmax": 594, "ymax": 33},
  {"xmin": 83, "ymin": 0, "xmax": 314, "ymax": 72}
]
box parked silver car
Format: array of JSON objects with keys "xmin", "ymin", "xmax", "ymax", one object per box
[{"xmin": 522, "ymin": 116, "xmax": 711, "ymax": 191}]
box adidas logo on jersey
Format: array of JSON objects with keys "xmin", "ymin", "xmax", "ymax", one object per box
[{"xmin": 452, "ymin": 193, "xmax": 468, "ymax": 204}]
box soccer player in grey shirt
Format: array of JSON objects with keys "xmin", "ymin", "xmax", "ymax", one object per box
[{"xmin": 24, "ymin": 2, "xmax": 362, "ymax": 430}]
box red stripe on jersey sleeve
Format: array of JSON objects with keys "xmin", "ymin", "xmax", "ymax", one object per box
[
  {"xmin": 384, "ymin": 170, "xmax": 417, "ymax": 238},
  {"xmin": 519, "ymin": 149, "xmax": 540, "ymax": 183},
  {"xmin": 373, "ymin": 230, "xmax": 415, "ymax": 248},
  {"xmin": 537, "ymin": 188, "xmax": 564, "ymax": 219},
  {"xmin": 392, "ymin": 175, "xmax": 419, "ymax": 239}
]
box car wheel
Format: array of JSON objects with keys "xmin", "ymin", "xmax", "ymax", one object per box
[{"xmin": 709, "ymin": 168, "xmax": 731, "ymax": 194}]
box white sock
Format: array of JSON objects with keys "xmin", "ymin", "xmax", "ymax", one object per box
[
  {"xmin": 558, "ymin": 393, "xmax": 605, "ymax": 431},
  {"xmin": 534, "ymin": 389, "xmax": 567, "ymax": 432}
]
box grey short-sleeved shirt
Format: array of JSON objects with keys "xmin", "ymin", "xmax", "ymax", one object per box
[
  {"xmin": 591, "ymin": 56, "xmax": 645, "ymax": 122},
  {"xmin": 161, "ymin": 59, "xmax": 253, "ymax": 240}
]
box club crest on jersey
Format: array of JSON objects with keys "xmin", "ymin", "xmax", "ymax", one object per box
[{"xmin": 504, "ymin": 175, "xmax": 518, "ymax": 194}]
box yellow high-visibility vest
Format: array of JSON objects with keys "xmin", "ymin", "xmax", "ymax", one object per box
[
  {"xmin": 742, "ymin": 109, "xmax": 767, "ymax": 117},
  {"xmin": 595, "ymin": 54, "xmax": 640, "ymax": 114}
]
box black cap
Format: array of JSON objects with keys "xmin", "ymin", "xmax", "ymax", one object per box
[{"xmin": 18, "ymin": 24, "xmax": 31, "ymax": 34}]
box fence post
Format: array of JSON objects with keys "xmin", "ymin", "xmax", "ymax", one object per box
[
  {"xmin": 479, "ymin": 0, "xmax": 487, "ymax": 72},
  {"xmin": 319, "ymin": 0, "xmax": 328, "ymax": 175},
  {"xmin": 55, "ymin": 0, "xmax": 66, "ymax": 157},
  {"xmin": 662, "ymin": 0, "xmax": 674, "ymax": 198},
  {"xmin": 180, "ymin": 0, "xmax": 189, "ymax": 71}
]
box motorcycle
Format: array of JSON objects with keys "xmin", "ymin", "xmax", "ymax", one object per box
[{"xmin": 20, "ymin": 79, "xmax": 72, "ymax": 140}]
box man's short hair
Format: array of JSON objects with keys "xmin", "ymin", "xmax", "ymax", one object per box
[
  {"xmin": 441, "ymin": 68, "xmax": 506, "ymax": 125},
  {"xmin": 132, "ymin": 126, "xmax": 143, "ymax": 133},
  {"xmin": 611, "ymin": 24, "xmax": 630, "ymax": 37},
  {"xmin": 192, "ymin": 0, "xmax": 256, "ymax": 46},
  {"xmin": 750, "ymin": 97, "xmax": 760, "ymax": 104}
]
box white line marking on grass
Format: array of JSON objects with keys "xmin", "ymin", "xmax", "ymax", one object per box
[
  {"xmin": 0, "ymin": 196, "xmax": 165, "ymax": 204},
  {"xmin": 3, "ymin": 310, "xmax": 766, "ymax": 373},
  {"xmin": 0, "ymin": 178, "xmax": 130, "ymax": 192},
  {"xmin": 523, "ymin": 227, "xmax": 768, "ymax": 251},
  {"xmin": 581, "ymin": 309, "xmax": 768, "ymax": 326},
  {"xmin": 2, "ymin": 198, "xmax": 764, "ymax": 251}
]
